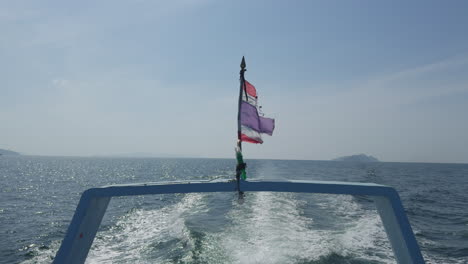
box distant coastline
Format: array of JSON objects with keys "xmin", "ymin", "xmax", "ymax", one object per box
[
  {"xmin": 333, "ymin": 154, "xmax": 379, "ymax": 162},
  {"xmin": 0, "ymin": 149, "xmax": 20, "ymax": 156}
]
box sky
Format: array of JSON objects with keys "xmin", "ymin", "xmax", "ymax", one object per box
[{"xmin": 1, "ymin": 0, "xmax": 468, "ymax": 163}]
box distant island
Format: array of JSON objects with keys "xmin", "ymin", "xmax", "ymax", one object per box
[
  {"xmin": 333, "ymin": 154, "xmax": 379, "ymax": 162},
  {"xmin": 0, "ymin": 149, "xmax": 20, "ymax": 156}
]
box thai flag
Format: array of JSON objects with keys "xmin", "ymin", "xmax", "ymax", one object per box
[{"xmin": 240, "ymin": 80, "xmax": 275, "ymax": 144}]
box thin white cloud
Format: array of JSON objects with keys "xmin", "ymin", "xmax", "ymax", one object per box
[
  {"xmin": 373, "ymin": 53, "xmax": 468, "ymax": 84},
  {"xmin": 323, "ymin": 53, "xmax": 468, "ymax": 109}
]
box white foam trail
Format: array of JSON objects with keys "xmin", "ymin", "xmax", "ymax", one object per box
[
  {"xmin": 316, "ymin": 194, "xmax": 395, "ymax": 263},
  {"xmin": 19, "ymin": 194, "xmax": 207, "ymax": 264},
  {"xmin": 198, "ymin": 193, "xmax": 396, "ymax": 264},
  {"xmin": 338, "ymin": 211, "xmax": 394, "ymax": 263},
  {"xmin": 86, "ymin": 193, "xmax": 206, "ymax": 263},
  {"xmin": 210, "ymin": 192, "xmax": 333, "ymax": 264}
]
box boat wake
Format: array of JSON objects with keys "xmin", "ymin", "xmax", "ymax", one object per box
[
  {"xmin": 210, "ymin": 192, "xmax": 395, "ymax": 264},
  {"xmin": 86, "ymin": 193, "xmax": 207, "ymax": 263},
  {"xmin": 21, "ymin": 191, "xmax": 398, "ymax": 264},
  {"xmin": 85, "ymin": 192, "xmax": 397, "ymax": 263}
]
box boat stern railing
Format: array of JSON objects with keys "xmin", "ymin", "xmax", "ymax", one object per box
[{"xmin": 53, "ymin": 179, "xmax": 425, "ymax": 264}]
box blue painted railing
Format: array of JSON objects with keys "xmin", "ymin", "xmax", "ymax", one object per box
[{"xmin": 53, "ymin": 179, "xmax": 425, "ymax": 264}]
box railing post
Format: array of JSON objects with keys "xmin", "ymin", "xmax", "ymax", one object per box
[
  {"xmin": 374, "ymin": 195, "xmax": 425, "ymax": 264},
  {"xmin": 54, "ymin": 190, "xmax": 110, "ymax": 264}
]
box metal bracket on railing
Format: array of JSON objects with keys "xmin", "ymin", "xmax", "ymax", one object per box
[{"xmin": 53, "ymin": 179, "xmax": 425, "ymax": 264}]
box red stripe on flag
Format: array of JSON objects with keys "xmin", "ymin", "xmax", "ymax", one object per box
[
  {"xmin": 241, "ymin": 133, "xmax": 263, "ymax": 144},
  {"xmin": 244, "ymin": 80, "xmax": 257, "ymax": 98}
]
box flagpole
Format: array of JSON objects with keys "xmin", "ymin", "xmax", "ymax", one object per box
[
  {"xmin": 236, "ymin": 57, "xmax": 247, "ymax": 195},
  {"xmin": 238, "ymin": 56, "xmax": 246, "ymax": 150}
]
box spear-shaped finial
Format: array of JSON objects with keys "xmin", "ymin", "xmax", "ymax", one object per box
[{"xmin": 240, "ymin": 56, "xmax": 246, "ymax": 72}]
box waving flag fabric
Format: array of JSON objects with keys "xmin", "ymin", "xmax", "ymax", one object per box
[{"xmin": 240, "ymin": 80, "xmax": 275, "ymax": 144}]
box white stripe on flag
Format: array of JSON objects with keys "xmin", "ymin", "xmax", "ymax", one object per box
[
  {"xmin": 241, "ymin": 125, "xmax": 263, "ymax": 143},
  {"xmin": 242, "ymin": 90, "xmax": 257, "ymax": 107}
]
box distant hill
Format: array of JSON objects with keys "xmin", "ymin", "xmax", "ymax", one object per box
[
  {"xmin": 0, "ymin": 149, "xmax": 20, "ymax": 156},
  {"xmin": 333, "ymin": 154, "xmax": 379, "ymax": 162}
]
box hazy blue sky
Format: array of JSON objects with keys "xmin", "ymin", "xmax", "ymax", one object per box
[{"xmin": 1, "ymin": 0, "xmax": 468, "ymax": 163}]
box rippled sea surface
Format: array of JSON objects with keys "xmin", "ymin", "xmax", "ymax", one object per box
[{"xmin": 1, "ymin": 156, "xmax": 467, "ymax": 264}]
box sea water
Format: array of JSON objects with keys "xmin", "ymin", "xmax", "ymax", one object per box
[{"xmin": 0, "ymin": 156, "xmax": 467, "ymax": 264}]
